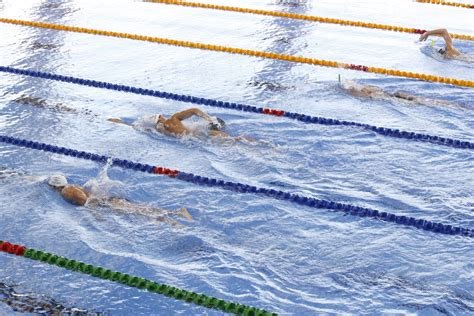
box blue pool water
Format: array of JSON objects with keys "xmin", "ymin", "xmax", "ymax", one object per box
[{"xmin": 0, "ymin": 0, "xmax": 473, "ymax": 314}]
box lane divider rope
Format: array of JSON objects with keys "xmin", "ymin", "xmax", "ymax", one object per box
[
  {"xmin": 0, "ymin": 135, "xmax": 472, "ymax": 238},
  {"xmin": 0, "ymin": 18, "xmax": 473, "ymax": 88},
  {"xmin": 415, "ymin": 0, "xmax": 474, "ymax": 9},
  {"xmin": 2, "ymin": 67, "xmax": 473, "ymax": 150},
  {"xmin": 145, "ymin": 0, "xmax": 474, "ymax": 40},
  {"xmin": 0, "ymin": 241, "xmax": 275, "ymax": 315}
]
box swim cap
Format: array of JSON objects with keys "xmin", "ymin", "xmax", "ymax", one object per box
[
  {"xmin": 135, "ymin": 115, "xmax": 161, "ymax": 131},
  {"xmin": 209, "ymin": 117, "xmax": 226, "ymax": 131},
  {"xmin": 48, "ymin": 174, "xmax": 67, "ymax": 188}
]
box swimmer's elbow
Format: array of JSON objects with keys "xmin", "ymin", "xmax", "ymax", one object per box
[{"xmin": 441, "ymin": 29, "xmax": 453, "ymax": 41}]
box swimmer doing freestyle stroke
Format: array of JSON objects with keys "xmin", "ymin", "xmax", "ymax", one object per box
[
  {"xmin": 109, "ymin": 108, "xmax": 254, "ymax": 143},
  {"xmin": 46, "ymin": 174, "xmax": 192, "ymax": 226},
  {"xmin": 339, "ymin": 28, "xmax": 471, "ymax": 108},
  {"xmin": 419, "ymin": 28, "xmax": 473, "ymax": 62},
  {"xmin": 0, "ymin": 282, "xmax": 94, "ymax": 315},
  {"xmin": 338, "ymin": 75, "xmax": 461, "ymax": 109}
]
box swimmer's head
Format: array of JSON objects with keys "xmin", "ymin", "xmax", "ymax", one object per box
[
  {"xmin": 209, "ymin": 117, "xmax": 226, "ymax": 131},
  {"xmin": 48, "ymin": 174, "xmax": 67, "ymax": 188},
  {"xmin": 153, "ymin": 114, "xmax": 167, "ymax": 131},
  {"xmin": 156, "ymin": 114, "xmax": 167, "ymax": 123},
  {"xmin": 393, "ymin": 91, "xmax": 415, "ymax": 101}
]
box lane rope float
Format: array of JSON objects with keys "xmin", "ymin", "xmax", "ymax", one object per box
[
  {"xmin": 0, "ymin": 18, "xmax": 473, "ymax": 88},
  {"xmin": 0, "ymin": 241, "xmax": 275, "ymax": 315},
  {"xmin": 0, "ymin": 135, "xmax": 472, "ymax": 238},
  {"xmin": 144, "ymin": 0, "xmax": 474, "ymax": 40},
  {"xmin": 1, "ymin": 66, "xmax": 472, "ymax": 150},
  {"xmin": 415, "ymin": 0, "xmax": 474, "ymax": 9}
]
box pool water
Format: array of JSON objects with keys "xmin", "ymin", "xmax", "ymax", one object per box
[{"xmin": 0, "ymin": 0, "xmax": 473, "ymax": 314}]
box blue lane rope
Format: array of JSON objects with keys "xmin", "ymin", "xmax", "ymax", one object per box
[
  {"xmin": 0, "ymin": 135, "xmax": 472, "ymax": 238},
  {"xmin": 0, "ymin": 66, "xmax": 472, "ymax": 150}
]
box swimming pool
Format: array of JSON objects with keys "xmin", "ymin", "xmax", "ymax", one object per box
[{"xmin": 0, "ymin": 0, "xmax": 473, "ymax": 314}]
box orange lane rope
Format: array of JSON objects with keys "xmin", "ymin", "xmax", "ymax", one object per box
[
  {"xmin": 144, "ymin": 0, "xmax": 474, "ymax": 41},
  {"xmin": 415, "ymin": 0, "xmax": 474, "ymax": 9},
  {"xmin": 0, "ymin": 18, "xmax": 473, "ymax": 88}
]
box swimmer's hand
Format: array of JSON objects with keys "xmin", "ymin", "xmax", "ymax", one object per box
[
  {"xmin": 158, "ymin": 208, "xmax": 192, "ymax": 228},
  {"xmin": 419, "ymin": 32, "xmax": 429, "ymax": 42},
  {"xmin": 176, "ymin": 207, "xmax": 193, "ymax": 221},
  {"xmin": 108, "ymin": 118, "xmax": 133, "ymax": 127},
  {"xmin": 156, "ymin": 216, "xmax": 182, "ymax": 227},
  {"xmin": 108, "ymin": 118, "xmax": 124, "ymax": 124}
]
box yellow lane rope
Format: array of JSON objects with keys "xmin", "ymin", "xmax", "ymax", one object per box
[
  {"xmin": 144, "ymin": 0, "xmax": 474, "ymax": 41},
  {"xmin": 1, "ymin": 18, "xmax": 472, "ymax": 88},
  {"xmin": 415, "ymin": 0, "xmax": 474, "ymax": 9}
]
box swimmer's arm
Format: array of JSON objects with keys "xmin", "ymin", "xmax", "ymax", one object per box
[
  {"xmin": 420, "ymin": 29, "xmax": 448, "ymax": 41},
  {"xmin": 420, "ymin": 29, "xmax": 455, "ymax": 48},
  {"xmin": 108, "ymin": 118, "xmax": 132, "ymax": 126},
  {"xmin": 171, "ymin": 108, "xmax": 213, "ymax": 122}
]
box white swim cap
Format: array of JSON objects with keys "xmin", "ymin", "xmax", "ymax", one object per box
[
  {"xmin": 48, "ymin": 174, "xmax": 67, "ymax": 187},
  {"xmin": 139, "ymin": 115, "xmax": 160, "ymax": 128}
]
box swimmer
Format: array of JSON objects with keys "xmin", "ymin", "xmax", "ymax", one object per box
[
  {"xmin": 419, "ymin": 28, "xmax": 472, "ymax": 62},
  {"xmin": 14, "ymin": 95, "xmax": 75, "ymax": 112},
  {"xmin": 0, "ymin": 282, "xmax": 93, "ymax": 314},
  {"xmin": 109, "ymin": 108, "xmax": 254, "ymax": 143},
  {"xmin": 340, "ymin": 80, "xmax": 461, "ymax": 108},
  {"xmin": 275, "ymin": 0, "xmax": 307, "ymax": 6},
  {"xmin": 47, "ymin": 174, "xmax": 192, "ymax": 225}
]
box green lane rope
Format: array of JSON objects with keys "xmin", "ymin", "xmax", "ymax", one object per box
[{"xmin": 0, "ymin": 240, "xmax": 275, "ymax": 315}]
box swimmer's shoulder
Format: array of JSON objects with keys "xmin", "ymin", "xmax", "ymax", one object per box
[
  {"xmin": 60, "ymin": 185, "xmax": 89, "ymax": 206},
  {"xmin": 164, "ymin": 118, "xmax": 189, "ymax": 135},
  {"xmin": 62, "ymin": 184, "xmax": 88, "ymax": 195}
]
